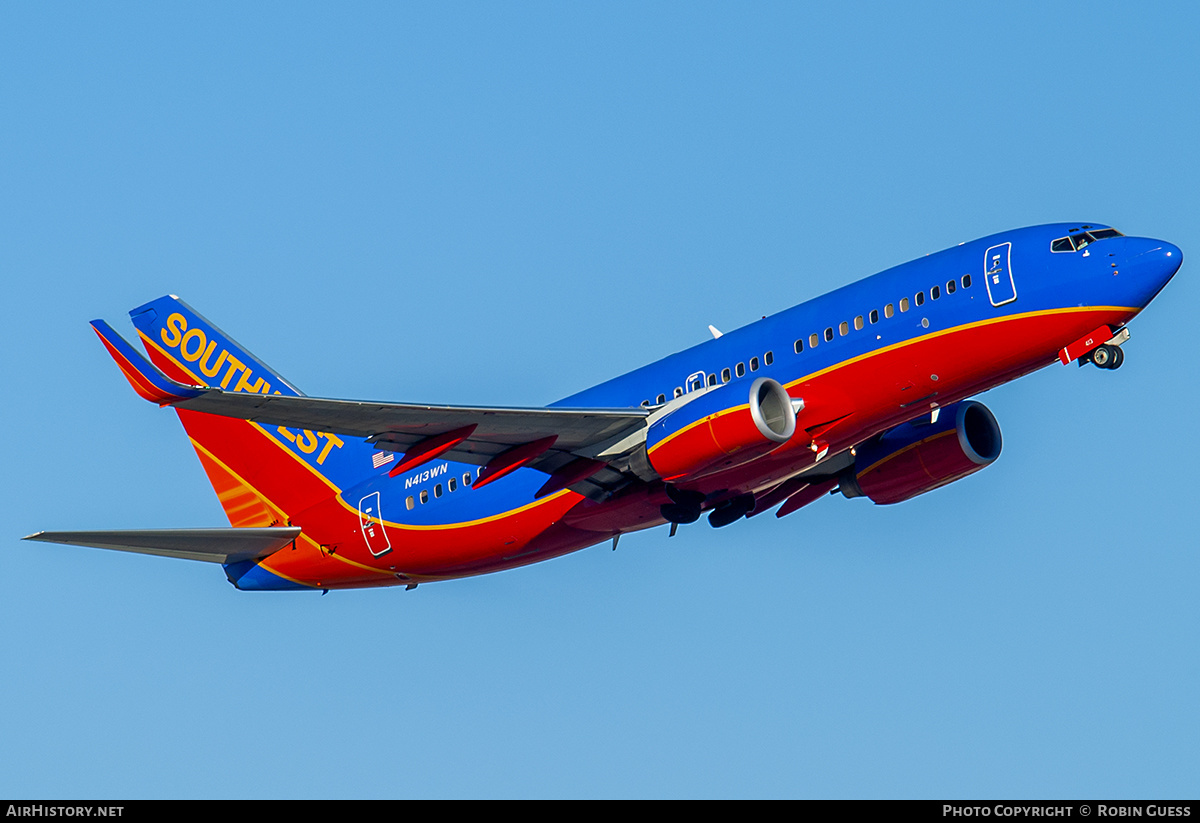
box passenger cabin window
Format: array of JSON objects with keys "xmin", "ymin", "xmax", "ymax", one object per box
[
  {"xmin": 824, "ymin": 327, "xmax": 834, "ymax": 342},
  {"xmin": 449, "ymin": 477, "xmax": 457, "ymax": 492},
  {"xmin": 931, "ymin": 285, "xmax": 940, "ymax": 300},
  {"xmin": 764, "ymin": 351, "xmax": 774, "ymax": 366},
  {"xmin": 854, "ymin": 315, "xmax": 864, "ymax": 330},
  {"xmin": 839, "ymin": 321, "xmax": 849, "ymax": 336},
  {"xmin": 721, "ymin": 368, "xmax": 731, "ymax": 383},
  {"xmin": 674, "ymin": 387, "xmax": 683, "ymax": 398},
  {"xmin": 809, "ymin": 333, "xmax": 819, "ymax": 348},
  {"xmin": 749, "ymin": 357, "xmax": 759, "ymax": 371},
  {"xmin": 736, "ymin": 362, "xmax": 746, "ymax": 377},
  {"xmin": 885, "ymin": 303, "xmax": 894, "ymax": 318},
  {"xmin": 962, "ymin": 274, "xmax": 972, "ymax": 289},
  {"xmin": 869, "ymin": 309, "xmax": 879, "ymax": 324},
  {"xmin": 794, "ymin": 339, "xmax": 803, "ymax": 354},
  {"xmin": 707, "ymin": 373, "xmax": 717, "ymax": 387},
  {"xmin": 420, "ymin": 490, "xmax": 429, "ymax": 504},
  {"xmin": 899, "ymin": 298, "xmax": 910, "ymax": 312},
  {"xmin": 656, "ymin": 393, "xmax": 666, "ymax": 404},
  {"xmin": 915, "ymin": 291, "xmax": 925, "ymax": 307},
  {"xmin": 946, "ymin": 279, "xmax": 956, "ymax": 294},
  {"xmin": 406, "ymin": 495, "xmax": 415, "ymax": 510}
]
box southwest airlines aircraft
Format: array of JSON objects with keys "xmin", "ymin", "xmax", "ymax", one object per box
[{"xmin": 26, "ymin": 223, "xmax": 1182, "ymax": 591}]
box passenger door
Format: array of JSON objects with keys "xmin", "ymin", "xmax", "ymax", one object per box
[{"xmin": 983, "ymin": 242, "xmax": 1017, "ymax": 307}]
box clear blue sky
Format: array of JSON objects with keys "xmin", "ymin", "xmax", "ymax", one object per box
[{"xmin": 2, "ymin": 2, "xmax": 1197, "ymax": 798}]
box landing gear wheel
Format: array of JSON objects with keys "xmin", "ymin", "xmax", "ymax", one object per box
[
  {"xmin": 1091, "ymin": 344, "xmax": 1115, "ymax": 369},
  {"xmin": 1111, "ymin": 346, "xmax": 1124, "ymax": 369},
  {"xmin": 661, "ymin": 503, "xmax": 701, "ymax": 524}
]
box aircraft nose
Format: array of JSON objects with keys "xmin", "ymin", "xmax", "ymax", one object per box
[{"xmin": 1123, "ymin": 238, "xmax": 1183, "ymax": 288}]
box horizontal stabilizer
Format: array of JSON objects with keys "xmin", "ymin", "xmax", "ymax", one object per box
[{"xmin": 22, "ymin": 527, "xmax": 302, "ymax": 565}]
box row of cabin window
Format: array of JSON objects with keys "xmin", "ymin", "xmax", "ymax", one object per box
[
  {"xmin": 641, "ymin": 350, "xmax": 777, "ymax": 407},
  {"xmin": 791, "ymin": 274, "xmax": 973, "ymax": 354},
  {"xmin": 405, "ymin": 469, "xmax": 481, "ymax": 510},
  {"xmin": 636, "ymin": 272, "xmax": 973, "ymax": 408}
]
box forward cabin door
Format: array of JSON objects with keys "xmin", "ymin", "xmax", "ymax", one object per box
[{"xmin": 983, "ymin": 242, "xmax": 1017, "ymax": 306}]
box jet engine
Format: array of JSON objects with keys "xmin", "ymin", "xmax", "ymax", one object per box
[
  {"xmin": 840, "ymin": 400, "xmax": 1002, "ymax": 505},
  {"xmin": 644, "ymin": 377, "xmax": 797, "ymax": 482}
]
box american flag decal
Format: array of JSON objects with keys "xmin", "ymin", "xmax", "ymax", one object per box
[{"xmin": 372, "ymin": 451, "xmax": 395, "ymax": 469}]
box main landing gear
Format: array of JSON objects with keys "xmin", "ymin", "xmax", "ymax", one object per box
[
  {"xmin": 1087, "ymin": 344, "xmax": 1124, "ymax": 370},
  {"xmin": 660, "ymin": 486, "xmax": 704, "ymax": 525},
  {"xmin": 660, "ymin": 486, "xmax": 757, "ymax": 531}
]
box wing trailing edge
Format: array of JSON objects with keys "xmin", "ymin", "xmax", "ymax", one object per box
[{"xmin": 91, "ymin": 312, "xmax": 652, "ymax": 495}]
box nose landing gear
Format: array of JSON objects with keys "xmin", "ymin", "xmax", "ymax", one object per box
[
  {"xmin": 1088, "ymin": 344, "xmax": 1124, "ymax": 370},
  {"xmin": 1062, "ymin": 326, "xmax": 1130, "ymax": 370}
]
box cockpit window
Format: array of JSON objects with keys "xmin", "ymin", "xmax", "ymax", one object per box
[{"xmin": 1051, "ymin": 228, "xmax": 1123, "ymax": 252}]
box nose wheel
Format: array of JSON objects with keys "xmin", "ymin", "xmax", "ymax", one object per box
[{"xmin": 1089, "ymin": 344, "xmax": 1124, "ymax": 370}]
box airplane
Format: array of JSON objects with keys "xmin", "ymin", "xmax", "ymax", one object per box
[{"xmin": 24, "ymin": 223, "xmax": 1182, "ymax": 591}]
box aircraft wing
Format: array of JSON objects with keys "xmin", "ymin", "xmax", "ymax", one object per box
[
  {"xmin": 23, "ymin": 528, "xmax": 302, "ymax": 564},
  {"xmin": 92, "ymin": 320, "xmax": 653, "ymax": 498}
]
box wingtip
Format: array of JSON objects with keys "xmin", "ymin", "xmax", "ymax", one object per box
[{"xmin": 90, "ymin": 317, "xmax": 205, "ymax": 405}]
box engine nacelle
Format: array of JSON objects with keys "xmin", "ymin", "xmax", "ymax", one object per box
[
  {"xmin": 644, "ymin": 377, "xmax": 797, "ymax": 482},
  {"xmin": 841, "ymin": 400, "xmax": 1002, "ymax": 505}
]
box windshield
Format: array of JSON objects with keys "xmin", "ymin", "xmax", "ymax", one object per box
[{"xmin": 1051, "ymin": 227, "xmax": 1123, "ymax": 252}]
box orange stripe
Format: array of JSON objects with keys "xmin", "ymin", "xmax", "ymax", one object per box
[
  {"xmin": 333, "ymin": 487, "xmax": 574, "ymax": 531},
  {"xmin": 648, "ymin": 305, "xmax": 1136, "ymax": 457}
]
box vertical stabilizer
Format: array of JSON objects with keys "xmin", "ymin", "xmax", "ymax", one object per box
[{"xmin": 128, "ymin": 296, "xmax": 368, "ymax": 526}]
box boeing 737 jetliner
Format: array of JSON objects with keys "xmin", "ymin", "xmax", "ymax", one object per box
[{"xmin": 26, "ymin": 223, "xmax": 1182, "ymax": 591}]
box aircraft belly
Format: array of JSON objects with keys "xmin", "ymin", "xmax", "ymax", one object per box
[{"xmin": 659, "ymin": 306, "xmax": 1136, "ymax": 498}]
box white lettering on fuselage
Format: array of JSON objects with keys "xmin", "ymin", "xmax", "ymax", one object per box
[{"xmin": 404, "ymin": 462, "xmax": 449, "ymax": 489}]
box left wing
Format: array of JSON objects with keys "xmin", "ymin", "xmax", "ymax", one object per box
[{"xmin": 92, "ymin": 319, "xmax": 653, "ymax": 498}]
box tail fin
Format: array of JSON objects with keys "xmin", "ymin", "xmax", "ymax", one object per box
[
  {"xmin": 126, "ymin": 296, "xmax": 347, "ymax": 527},
  {"xmin": 129, "ymin": 295, "xmax": 304, "ymax": 398}
]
